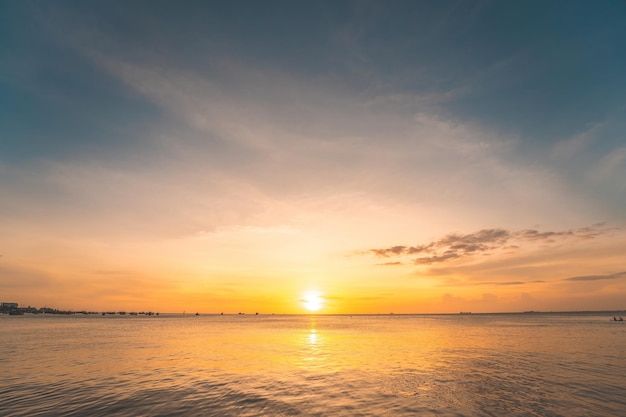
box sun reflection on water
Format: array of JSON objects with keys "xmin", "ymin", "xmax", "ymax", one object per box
[{"xmin": 299, "ymin": 317, "xmax": 328, "ymax": 369}]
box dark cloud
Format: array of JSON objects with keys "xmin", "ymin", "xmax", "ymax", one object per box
[
  {"xmin": 370, "ymin": 245, "xmax": 407, "ymax": 257},
  {"xmin": 368, "ymin": 223, "xmax": 615, "ymax": 266},
  {"xmin": 414, "ymin": 251, "xmax": 461, "ymax": 265},
  {"xmin": 450, "ymin": 244, "xmax": 483, "ymax": 252},
  {"xmin": 564, "ymin": 271, "xmax": 626, "ymax": 282},
  {"xmin": 574, "ymin": 223, "xmax": 616, "ymax": 239},
  {"xmin": 406, "ymin": 245, "xmax": 433, "ymax": 255},
  {"xmin": 439, "ymin": 228, "xmax": 510, "ymax": 248},
  {"xmin": 371, "ymin": 227, "xmax": 512, "ymax": 265},
  {"xmin": 378, "ymin": 261, "xmax": 404, "ymax": 266},
  {"xmin": 518, "ymin": 229, "xmax": 573, "ymax": 241}
]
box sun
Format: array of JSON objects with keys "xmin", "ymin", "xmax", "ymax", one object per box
[{"xmin": 301, "ymin": 291, "xmax": 324, "ymax": 312}]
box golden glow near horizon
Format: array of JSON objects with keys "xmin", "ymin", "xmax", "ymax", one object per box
[{"xmin": 301, "ymin": 291, "xmax": 325, "ymax": 312}]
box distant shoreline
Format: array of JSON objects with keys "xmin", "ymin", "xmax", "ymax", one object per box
[{"xmin": 1, "ymin": 304, "xmax": 624, "ymax": 317}]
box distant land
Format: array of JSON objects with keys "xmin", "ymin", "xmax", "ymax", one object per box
[
  {"xmin": 1, "ymin": 302, "xmax": 624, "ymax": 317},
  {"xmin": 0, "ymin": 302, "xmax": 159, "ymax": 316}
]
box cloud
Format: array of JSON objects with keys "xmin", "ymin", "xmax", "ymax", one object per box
[
  {"xmin": 564, "ymin": 271, "xmax": 626, "ymax": 282},
  {"xmin": 414, "ymin": 251, "xmax": 461, "ymax": 265},
  {"xmin": 477, "ymin": 281, "xmax": 526, "ymax": 286},
  {"xmin": 370, "ymin": 228, "xmax": 509, "ymax": 259},
  {"xmin": 369, "ymin": 224, "xmax": 615, "ymax": 266},
  {"xmin": 371, "ymin": 245, "xmax": 408, "ymax": 257},
  {"xmin": 517, "ymin": 229, "xmax": 573, "ymax": 241}
]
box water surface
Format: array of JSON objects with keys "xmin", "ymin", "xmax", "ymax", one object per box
[{"xmin": 1, "ymin": 313, "xmax": 625, "ymax": 416}]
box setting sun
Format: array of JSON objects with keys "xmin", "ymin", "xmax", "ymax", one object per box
[{"xmin": 301, "ymin": 291, "xmax": 324, "ymax": 312}]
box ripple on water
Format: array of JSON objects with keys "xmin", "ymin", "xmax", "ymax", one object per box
[{"xmin": 2, "ymin": 314, "xmax": 626, "ymax": 416}]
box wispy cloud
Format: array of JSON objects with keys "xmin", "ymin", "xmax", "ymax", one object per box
[
  {"xmin": 377, "ymin": 261, "xmax": 404, "ymax": 266},
  {"xmin": 564, "ymin": 271, "xmax": 626, "ymax": 282},
  {"xmin": 370, "ymin": 224, "xmax": 616, "ymax": 266}
]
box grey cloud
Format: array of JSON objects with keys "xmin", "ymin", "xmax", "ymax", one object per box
[
  {"xmin": 369, "ymin": 223, "xmax": 614, "ymax": 266},
  {"xmin": 414, "ymin": 251, "xmax": 461, "ymax": 265},
  {"xmin": 406, "ymin": 245, "xmax": 433, "ymax": 254},
  {"xmin": 439, "ymin": 228, "xmax": 510, "ymax": 247},
  {"xmin": 518, "ymin": 224, "xmax": 617, "ymax": 242},
  {"xmin": 370, "ymin": 245, "xmax": 407, "ymax": 257},
  {"xmin": 374, "ymin": 228, "xmax": 512, "ymax": 265},
  {"xmin": 518, "ymin": 229, "xmax": 573, "ymax": 241},
  {"xmin": 565, "ymin": 271, "xmax": 626, "ymax": 282},
  {"xmin": 370, "ymin": 244, "xmax": 434, "ymax": 258},
  {"xmin": 450, "ymin": 244, "xmax": 483, "ymax": 252}
]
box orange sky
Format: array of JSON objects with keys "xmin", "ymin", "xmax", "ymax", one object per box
[{"xmin": 3, "ymin": 216, "xmax": 625, "ymax": 313}]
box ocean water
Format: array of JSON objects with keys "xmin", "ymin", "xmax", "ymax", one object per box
[{"xmin": 1, "ymin": 313, "xmax": 625, "ymax": 416}]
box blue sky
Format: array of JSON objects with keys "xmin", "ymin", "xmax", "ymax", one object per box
[
  {"xmin": 1, "ymin": 1, "xmax": 625, "ymax": 312},
  {"xmin": 4, "ymin": 1, "xmax": 625, "ymax": 155}
]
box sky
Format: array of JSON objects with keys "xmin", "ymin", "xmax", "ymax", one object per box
[{"xmin": 1, "ymin": 0, "xmax": 625, "ymax": 314}]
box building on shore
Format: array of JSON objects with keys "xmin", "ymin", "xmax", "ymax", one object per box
[{"xmin": 1, "ymin": 302, "xmax": 19, "ymax": 314}]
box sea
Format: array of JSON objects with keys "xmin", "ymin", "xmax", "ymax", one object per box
[{"xmin": 1, "ymin": 312, "xmax": 625, "ymax": 416}]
